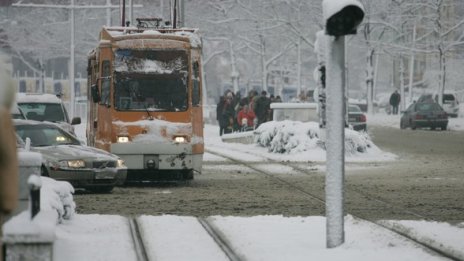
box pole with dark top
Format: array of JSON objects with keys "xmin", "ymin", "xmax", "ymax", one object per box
[
  {"xmin": 27, "ymin": 175, "xmax": 42, "ymax": 219},
  {"xmin": 322, "ymin": 0, "xmax": 364, "ymax": 248}
]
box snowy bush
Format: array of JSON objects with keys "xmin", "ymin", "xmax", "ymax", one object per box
[
  {"xmin": 41, "ymin": 177, "xmax": 76, "ymax": 222},
  {"xmin": 254, "ymin": 120, "xmax": 373, "ymax": 155}
]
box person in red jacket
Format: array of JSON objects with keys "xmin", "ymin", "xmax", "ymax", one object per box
[{"xmin": 237, "ymin": 104, "xmax": 256, "ymax": 131}]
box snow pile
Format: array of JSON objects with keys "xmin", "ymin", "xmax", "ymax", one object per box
[
  {"xmin": 254, "ymin": 120, "xmax": 374, "ymax": 155},
  {"xmin": 113, "ymin": 119, "xmax": 195, "ymax": 144},
  {"xmin": 40, "ymin": 177, "xmax": 76, "ymax": 222}
]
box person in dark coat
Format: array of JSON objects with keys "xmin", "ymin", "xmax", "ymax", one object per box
[
  {"xmin": 254, "ymin": 91, "xmax": 271, "ymax": 128},
  {"xmin": 221, "ymin": 92, "xmax": 236, "ymax": 135},
  {"xmin": 216, "ymin": 96, "xmax": 225, "ymax": 135},
  {"xmin": 389, "ymin": 90, "xmax": 401, "ymax": 115}
]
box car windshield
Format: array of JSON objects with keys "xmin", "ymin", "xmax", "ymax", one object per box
[
  {"xmin": 15, "ymin": 124, "xmax": 80, "ymax": 147},
  {"xmin": 113, "ymin": 49, "xmax": 189, "ymax": 112},
  {"xmin": 348, "ymin": 105, "xmax": 361, "ymax": 113},
  {"xmin": 17, "ymin": 103, "xmax": 66, "ymax": 122}
]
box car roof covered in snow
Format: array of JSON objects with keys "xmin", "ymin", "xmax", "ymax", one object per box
[{"xmin": 16, "ymin": 93, "xmax": 62, "ymax": 104}]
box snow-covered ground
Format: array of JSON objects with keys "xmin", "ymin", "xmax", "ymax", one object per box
[{"xmin": 6, "ymin": 112, "xmax": 464, "ymax": 260}]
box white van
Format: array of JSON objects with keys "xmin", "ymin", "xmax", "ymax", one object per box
[
  {"xmin": 439, "ymin": 93, "xmax": 459, "ymax": 118},
  {"xmin": 16, "ymin": 93, "xmax": 81, "ymax": 135}
]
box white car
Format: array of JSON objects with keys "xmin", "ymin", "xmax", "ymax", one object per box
[{"xmin": 16, "ymin": 93, "xmax": 81, "ymax": 135}]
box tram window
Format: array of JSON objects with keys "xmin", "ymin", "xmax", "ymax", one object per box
[
  {"xmin": 192, "ymin": 61, "xmax": 201, "ymax": 107},
  {"xmin": 100, "ymin": 60, "xmax": 111, "ymax": 106}
]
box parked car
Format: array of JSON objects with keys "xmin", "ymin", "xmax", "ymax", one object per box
[
  {"xmin": 417, "ymin": 92, "xmax": 459, "ymax": 118},
  {"xmin": 16, "ymin": 93, "xmax": 81, "ymax": 135},
  {"xmin": 14, "ymin": 120, "xmax": 127, "ymax": 193},
  {"xmin": 347, "ymin": 104, "xmax": 367, "ymax": 131},
  {"xmin": 400, "ymin": 102, "xmax": 448, "ymax": 130}
]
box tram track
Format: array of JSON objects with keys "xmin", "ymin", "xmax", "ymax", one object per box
[
  {"xmin": 129, "ymin": 218, "xmax": 149, "ymax": 261},
  {"xmin": 128, "ymin": 216, "xmax": 245, "ymax": 261},
  {"xmin": 205, "ymin": 147, "xmax": 463, "ymax": 261},
  {"xmin": 206, "ymin": 145, "xmax": 429, "ymax": 219},
  {"xmin": 198, "ymin": 217, "xmax": 245, "ymax": 261}
]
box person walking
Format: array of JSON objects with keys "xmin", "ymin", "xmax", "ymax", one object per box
[
  {"xmin": 216, "ymin": 96, "xmax": 225, "ymax": 136},
  {"xmin": 389, "ymin": 90, "xmax": 401, "ymax": 115},
  {"xmin": 254, "ymin": 91, "xmax": 271, "ymax": 128},
  {"xmin": 0, "ymin": 67, "xmax": 19, "ymax": 260}
]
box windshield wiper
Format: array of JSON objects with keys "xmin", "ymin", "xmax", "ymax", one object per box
[
  {"xmin": 142, "ymin": 103, "xmax": 154, "ymax": 121},
  {"xmin": 127, "ymin": 82, "xmax": 153, "ymax": 121}
]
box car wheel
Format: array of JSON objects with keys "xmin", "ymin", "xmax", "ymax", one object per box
[
  {"xmin": 410, "ymin": 121, "xmax": 416, "ymax": 130},
  {"xmin": 41, "ymin": 166, "xmax": 49, "ymax": 177},
  {"xmin": 441, "ymin": 125, "xmax": 447, "ymax": 131},
  {"xmin": 400, "ymin": 121, "xmax": 405, "ymax": 129},
  {"xmin": 88, "ymin": 186, "xmax": 114, "ymax": 193}
]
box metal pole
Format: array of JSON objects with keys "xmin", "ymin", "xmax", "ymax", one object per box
[
  {"xmin": 28, "ymin": 176, "xmax": 41, "ymax": 219},
  {"xmin": 179, "ymin": 0, "xmax": 184, "ymax": 27},
  {"xmin": 69, "ymin": 0, "xmax": 75, "ymax": 119},
  {"xmin": 297, "ymin": 37, "xmax": 302, "ymax": 96},
  {"xmin": 408, "ymin": 22, "xmax": 416, "ymax": 104},
  {"xmin": 325, "ymin": 35, "xmax": 345, "ymax": 248},
  {"xmin": 129, "ymin": 0, "xmax": 133, "ymax": 26},
  {"xmin": 121, "ymin": 0, "xmax": 126, "ymax": 26},
  {"xmin": 106, "ymin": 0, "xmax": 112, "ymax": 26}
]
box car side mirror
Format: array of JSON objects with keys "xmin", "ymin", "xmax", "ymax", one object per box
[
  {"xmin": 71, "ymin": 117, "xmax": 81, "ymax": 125},
  {"xmin": 91, "ymin": 84, "xmax": 101, "ymax": 103}
]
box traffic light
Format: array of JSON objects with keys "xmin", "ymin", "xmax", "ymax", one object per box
[{"xmin": 322, "ymin": 0, "xmax": 365, "ymax": 36}]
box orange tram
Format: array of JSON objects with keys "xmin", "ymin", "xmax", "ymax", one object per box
[{"xmin": 86, "ymin": 19, "xmax": 204, "ymax": 181}]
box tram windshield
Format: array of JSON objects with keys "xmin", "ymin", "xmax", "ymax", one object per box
[{"xmin": 114, "ymin": 49, "xmax": 189, "ymax": 112}]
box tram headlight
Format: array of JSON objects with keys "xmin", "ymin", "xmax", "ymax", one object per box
[
  {"xmin": 173, "ymin": 136, "xmax": 187, "ymax": 143},
  {"xmin": 117, "ymin": 136, "xmax": 130, "ymax": 143},
  {"xmin": 117, "ymin": 159, "xmax": 126, "ymax": 168}
]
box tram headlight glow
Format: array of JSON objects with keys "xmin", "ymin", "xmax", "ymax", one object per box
[
  {"xmin": 117, "ymin": 136, "xmax": 130, "ymax": 143},
  {"xmin": 117, "ymin": 159, "xmax": 126, "ymax": 168},
  {"xmin": 173, "ymin": 136, "xmax": 187, "ymax": 143}
]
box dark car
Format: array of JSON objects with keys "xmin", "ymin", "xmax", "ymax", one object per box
[
  {"xmin": 14, "ymin": 120, "xmax": 127, "ymax": 192},
  {"xmin": 417, "ymin": 93, "xmax": 459, "ymax": 118},
  {"xmin": 348, "ymin": 104, "xmax": 367, "ymax": 131},
  {"xmin": 400, "ymin": 102, "xmax": 448, "ymax": 130}
]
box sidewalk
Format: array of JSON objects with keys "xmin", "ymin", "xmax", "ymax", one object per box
[{"xmin": 52, "ymin": 214, "xmax": 464, "ymax": 261}]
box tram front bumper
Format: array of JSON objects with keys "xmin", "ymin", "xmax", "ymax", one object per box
[{"xmin": 111, "ymin": 142, "xmax": 194, "ymax": 170}]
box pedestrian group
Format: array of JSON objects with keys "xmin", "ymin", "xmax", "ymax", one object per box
[{"xmin": 216, "ymin": 90, "xmax": 282, "ymax": 136}]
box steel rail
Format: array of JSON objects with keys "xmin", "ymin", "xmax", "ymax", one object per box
[
  {"xmin": 198, "ymin": 217, "xmax": 244, "ymax": 261},
  {"xmin": 205, "ymin": 148, "xmax": 461, "ymax": 260},
  {"xmin": 129, "ymin": 217, "xmax": 150, "ymax": 261}
]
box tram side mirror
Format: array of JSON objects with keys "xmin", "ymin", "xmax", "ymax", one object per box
[
  {"xmin": 91, "ymin": 84, "xmax": 101, "ymax": 103},
  {"xmin": 323, "ymin": 0, "xmax": 365, "ymax": 36}
]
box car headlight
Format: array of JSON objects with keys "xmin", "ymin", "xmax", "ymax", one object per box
[
  {"xmin": 173, "ymin": 136, "xmax": 188, "ymax": 143},
  {"xmin": 59, "ymin": 160, "xmax": 86, "ymax": 169},
  {"xmin": 117, "ymin": 136, "xmax": 130, "ymax": 143},
  {"xmin": 117, "ymin": 159, "xmax": 126, "ymax": 168}
]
